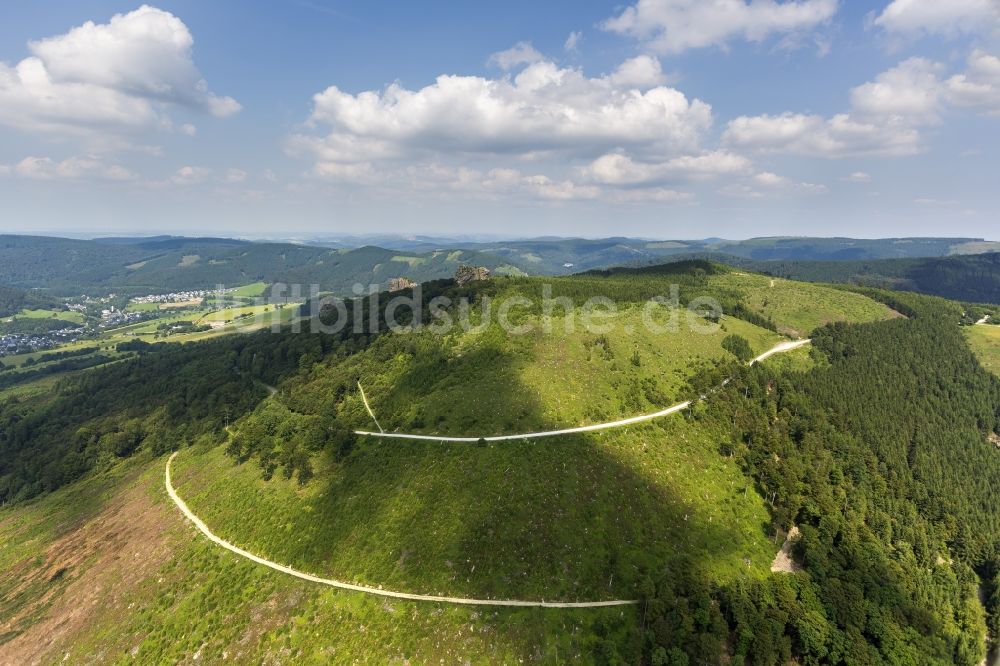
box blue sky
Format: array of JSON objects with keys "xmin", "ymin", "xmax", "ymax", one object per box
[{"xmin": 1, "ymin": 1, "xmax": 999, "ymax": 239}]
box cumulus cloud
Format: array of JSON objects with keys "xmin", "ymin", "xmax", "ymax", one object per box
[
  {"xmin": 608, "ymin": 56, "xmax": 669, "ymax": 88},
  {"xmin": 723, "ymin": 52, "xmax": 1000, "ymax": 158},
  {"xmin": 723, "ymin": 112, "xmax": 922, "ymax": 157},
  {"xmin": 721, "ymin": 171, "xmax": 826, "ymax": 198},
  {"xmin": 402, "ymin": 163, "xmax": 601, "ymax": 202},
  {"xmin": 14, "ymin": 155, "xmax": 136, "ymax": 180},
  {"xmin": 602, "ymin": 0, "xmax": 839, "ymax": 54},
  {"xmin": 0, "ymin": 5, "xmax": 239, "ymax": 146},
  {"xmin": 488, "ymin": 42, "xmax": 544, "ymax": 70},
  {"xmin": 292, "ymin": 58, "xmax": 713, "ymax": 177},
  {"xmin": 579, "ymin": 151, "xmax": 750, "ymax": 185},
  {"xmin": 850, "ymin": 57, "xmax": 945, "ymax": 123},
  {"xmin": 873, "ymin": 0, "xmax": 1000, "ymax": 37},
  {"xmin": 946, "ymin": 50, "xmax": 1000, "ymax": 115}
]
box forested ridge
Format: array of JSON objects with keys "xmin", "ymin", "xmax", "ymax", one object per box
[
  {"xmin": 638, "ymin": 290, "xmax": 1000, "ymax": 664},
  {"xmin": 657, "ymin": 252, "xmax": 1000, "ymax": 305},
  {"xmin": 0, "ymin": 332, "xmax": 347, "ymax": 502}
]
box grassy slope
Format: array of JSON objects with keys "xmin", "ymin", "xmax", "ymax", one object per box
[
  {"xmin": 710, "ymin": 272, "xmax": 897, "ymax": 337},
  {"xmin": 967, "ymin": 324, "xmax": 1000, "ymax": 377},
  {"xmin": 0, "ymin": 455, "xmax": 625, "ymax": 664},
  {"xmin": 0, "ymin": 270, "xmax": 900, "ymax": 662}
]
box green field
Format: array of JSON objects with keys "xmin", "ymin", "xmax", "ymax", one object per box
[
  {"xmin": 11, "ymin": 308, "xmax": 86, "ymax": 323},
  {"xmin": 124, "ymin": 301, "xmax": 163, "ymax": 312},
  {"xmin": 197, "ymin": 304, "xmax": 274, "ymax": 323},
  {"xmin": 230, "ymin": 281, "xmax": 268, "ymax": 298},
  {"xmin": 967, "ymin": 324, "xmax": 1000, "ymax": 377}
]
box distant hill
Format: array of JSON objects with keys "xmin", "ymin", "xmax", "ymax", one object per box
[
  {"xmin": 654, "ymin": 252, "xmax": 1000, "ymax": 305},
  {"xmin": 449, "ymin": 236, "xmax": 1000, "ymax": 274},
  {"xmin": 3, "ymin": 233, "xmax": 999, "ymax": 298},
  {"xmin": 0, "ymin": 235, "xmax": 525, "ymax": 296}
]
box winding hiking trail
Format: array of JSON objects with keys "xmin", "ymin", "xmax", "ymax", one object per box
[
  {"xmin": 356, "ymin": 338, "xmax": 812, "ymax": 443},
  {"xmin": 166, "ymin": 338, "xmax": 811, "ymax": 607},
  {"xmin": 165, "ymin": 452, "xmax": 635, "ymax": 608}
]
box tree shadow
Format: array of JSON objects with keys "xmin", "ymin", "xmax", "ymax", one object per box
[
  {"xmin": 223, "ymin": 327, "xmax": 758, "ymax": 600},
  {"xmin": 187, "ymin": 318, "xmax": 772, "ymax": 662}
]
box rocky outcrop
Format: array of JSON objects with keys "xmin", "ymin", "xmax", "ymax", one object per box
[
  {"xmin": 770, "ymin": 525, "xmax": 803, "ymax": 573},
  {"xmin": 454, "ymin": 266, "xmax": 491, "ymax": 286},
  {"xmin": 386, "ymin": 277, "xmax": 417, "ymax": 292}
]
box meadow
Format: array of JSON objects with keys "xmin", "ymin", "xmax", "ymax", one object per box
[{"xmin": 967, "ymin": 323, "xmax": 1000, "ymax": 377}]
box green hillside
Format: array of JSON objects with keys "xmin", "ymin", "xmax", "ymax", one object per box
[{"xmin": 2, "ymin": 267, "xmax": 999, "ymax": 664}]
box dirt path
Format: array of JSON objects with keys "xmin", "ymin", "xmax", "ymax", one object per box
[
  {"xmin": 355, "ymin": 400, "xmax": 693, "ymax": 443},
  {"xmin": 356, "ymin": 339, "xmax": 811, "ymax": 443},
  {"xmin": 165, "ymin": 453, "xmax": 636, "ymax": 608},
  {"xmin": 748, "ymin": 338, "xmax": 812, "ymax": 366},
  {"xmin": 168, "ymin": 338, "xmax": 812, "ymax": 606}
]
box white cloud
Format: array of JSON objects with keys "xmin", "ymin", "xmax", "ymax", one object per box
[
  {"xmin": 723, "ymin": 54, "xmax": 984, "ymax": 158},
  {"xmin": 171, "ymin": 165, "xmax": 211, "ymax": 185},
  {"xmin": 723, "ymin": 112, "xmax": 922, "ymax": 157},
  {"xmin": 602, "ymin": 0, "xmax": 839, "ymax": 54},
  {"xmin": 850, "ymin": 57, "xmax": 945, "ymax": 123},
  {"xmin": 946, "ymin": 50, "xmax": 1000, "ymax": 115},
  {"xmin": 752, "ymin": 171, "xmax": 826, "ymax": 192},
  {"xmin": 0, "ymin": 5, "xmax": 239, "ymax": 146},
  {"xmin": 488, "ymin": 42, "xmax": 544, "ymax": 70},
  {"xmin": 579, "ymin": 151, "xmax": 750, "ymax": 185},
  {"xmin": 0, "ymin": 164, "xmax": 11, "ymax": 177},
  {"xmin": 873, "ymin": 0, "xmax": 1000, "ymax": 37},
  {"xmin": 843, "ymin": 171, "xmax": 871, "ymax": 183},
  {"xmin": 293, "ymin": 58, "xmax": 713, "ymax": 176},
  {"xmin": 608, "ymin": 56, "xmax": 668, "ymax": 88},
  {"xmin": 753, "ymin": 171, "xmax": 790, "ymax": 187},
  {"xmin": 721, "ymin": 172, "xmax": 826, "ymax": 198},
  {"xmin": 180, "ymin": 123, "xmax": 197, "ymax": 136},
  {"xmin": 14, "ymin": 155, "xmax": 135, "ymax": 180},
  {"xmin": 402, "ymin": 163, "xmax": 601, "ymax": 201},
  {"xmin": 503, "ymin": 172, "xmax": 600, "ymax": 201},
  {"xmin": 564, "ymin": 31, "xmax": 582, "ymax": 52}
]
